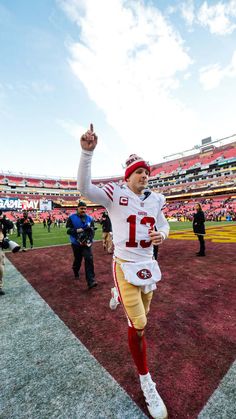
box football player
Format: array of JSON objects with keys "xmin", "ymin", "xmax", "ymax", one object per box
[{"xmin": 77, "ymin": 124, "xmax": 169, "ymax": 419}]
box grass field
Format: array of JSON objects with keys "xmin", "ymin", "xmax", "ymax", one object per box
[{"xmin": 8, "ymin": 220, "xmax": 233, "ymax": 249}]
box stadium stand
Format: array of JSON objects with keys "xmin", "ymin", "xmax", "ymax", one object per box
[{"xmin": 1, "ymin": 138, "xmax": 236, "ymax": 223}]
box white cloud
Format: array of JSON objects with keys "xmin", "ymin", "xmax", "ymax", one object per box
[
  {"xmin": 59, "ymin": 0, "xmax": 201, "ymax": 162},
  {"xmin": 199, "ymin": 63, "xmax": 223, "ymax": 89},
  {"xmin": 177, "ymin": 1, "xmax": 236, "ymax": 35},
  {"xmin": 57, "ymin": 0, "xmax": 86, "ymax": 24},
  {"xmin": 180, "ymin": 0, "xmax": 195, "ymax": 27},
  {"xmin": 197, "ymin": 1, "xmax": 236, "ymax": 35},
  {"xmin": 57, "ymin": 118, "xmax": 85, "ymax": 140},
  {"xmin": 199, "ymin": 50, "xmax": 236, "ymax": 89}
]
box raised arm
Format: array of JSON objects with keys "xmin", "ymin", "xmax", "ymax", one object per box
[{"xmin": 77, "ymin": 124, "xmax": 111, "ymax": 209}]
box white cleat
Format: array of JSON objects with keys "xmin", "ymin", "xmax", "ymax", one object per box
[
  {"xmin": 141, "ymin": 377, "xmax": 168, "ymax": 419},
  {"xmin": 109, "ymin": 287, "xmax": 120, "ymax": 310}
]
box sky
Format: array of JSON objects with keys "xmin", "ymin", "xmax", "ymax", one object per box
[{"xmin": 1, "ymin": 0, "xmax": 236, "ymax": 179}]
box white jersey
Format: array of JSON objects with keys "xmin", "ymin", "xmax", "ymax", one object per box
[{"xmin": 77, "ymin": 150, "xmax": 170, "ymax": 262}]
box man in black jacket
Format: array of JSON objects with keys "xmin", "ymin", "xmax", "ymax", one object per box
[
  {"xmin": 0, "ymin": 211, "xmax": 7, "ymax": 295},
  {"xmin": 100, "ymin": 211, "xmax": 113, "ymax": 254},
  {"xmin": 0, "ymin": 213, "xmax": 13, "ymax": 237},
  {"xmin": 16, "ymin": 216, "xmax": 21, "ymax": 237},
  {"xmin": 193, "ymin": 203, "xmax": 206, "ymax": 256},
  {"xmin": 0, "ymin": 211, "xmax": 21, "ymax": 295},
  {"xmin": 20, "ymin": 210, "xmax": 34, "ymax": 251}
]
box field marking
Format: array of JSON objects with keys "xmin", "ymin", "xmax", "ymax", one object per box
[{"xmin": 169, "ymin": 224, "xmax": 236, "ymax": 243}]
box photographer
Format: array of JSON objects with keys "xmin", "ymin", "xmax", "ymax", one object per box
[
  {"xmin": 0, "ymin": 210, "xmax": 21, "ymax": 295},
  {"xmin": 66, "ymin": 201, "xmax": 97, "ymax": 289},
  {"xmin": 0, "ymin": 212, "xmax": 13, "ymax": 238}
]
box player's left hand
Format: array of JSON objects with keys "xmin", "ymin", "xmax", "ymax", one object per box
[{"xmin": 149, "ymin": 229, "xmax": 163, "ymax": 245}]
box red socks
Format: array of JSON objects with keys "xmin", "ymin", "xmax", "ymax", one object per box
[{"xmin": 128, "ymin": 326, "xmax": 148, "ymax": 375}]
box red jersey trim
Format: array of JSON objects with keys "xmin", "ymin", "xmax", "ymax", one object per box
[{"xmin": 103, "ymin": 183, "xmax": 114, "ymax": 201}]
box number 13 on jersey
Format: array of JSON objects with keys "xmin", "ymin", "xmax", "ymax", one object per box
[{"xmin": 126, "ymin": 215, "xmax": 155, "ymax": 248}]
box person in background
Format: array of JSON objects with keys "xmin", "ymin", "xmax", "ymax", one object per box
[
  {"xmin": 16, "ymin": 216, "xmax": 21, "ymax": 237},
  {"xmin": 0, "ymin": 229, "xmax": 5, "ymax": 296},
  {"xmin": 193, "ymin": 202, "xmax": 206, "ymax": 256},
  {"xmin": 0, "ymin": 211, "xmax": 6, "ymax": 295},
  {"xmin": 153, "ymin": 226, "xmax": 159, "ymax": 260},
  {"xmin": 100, "ymin": 211, "xmax": 113, "ymax": 254},
  {"xmin": 66, "ymin": 201, "xmax": 97, "ymax": 290},
  {"xmin": 0, "ymin": 213, "xmax": 13, "ymax": 237},
  {"xmin": 0, "ymin": 211, "xmax": 21, "ymax": 295},
  {"xmin": 47, "ymin": 215, "xmax": 52, "ymax": 232},
  {"xmin": 20, "ymin": 210, "xmax": 34, "ymax": 251},
  {"xmin": 77, "ymin": 124, "xmax": 169, "ymax": 419}
]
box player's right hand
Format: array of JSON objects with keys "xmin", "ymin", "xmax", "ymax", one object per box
[{"xmin": 80, "ymin": 123, "xmax": 98, "ymax": 151}]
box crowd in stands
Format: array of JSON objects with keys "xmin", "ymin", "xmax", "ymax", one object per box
[
  {"xmin": 163, "ymin": 197, "xmax": 236, "ymax": 222},
  {"xmin": 1, "ymin": 141, "xmax": 235, "ymax": 226},
  {"xmin": 1, "ymin": 142, "xmax": 235, "ymax": 192},
  {"xmin": 150, "ymin": 142, "xmax": 236, "ymax": 177},
  {"xmin": 1, "ymin": 171, "xmax": 235, "ymax": 202},
  {"xmin": 151, "ymin": 173, "xmax": 236, "ymax": 196},
  {"xmin": 1, "ymin": 207, "xmax": 105, "ymax": 229},
  {"xmin": 2, "ymin": 196, "xmax": 236, "ymax": 231}
]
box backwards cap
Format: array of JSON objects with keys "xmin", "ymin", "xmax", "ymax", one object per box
[{"xmin": 124, "ymin": 154, "xmax": 150, "ymax": 180}]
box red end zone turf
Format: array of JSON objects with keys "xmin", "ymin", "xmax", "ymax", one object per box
[{"xmin": 7, "ymin": 240, "xmax": 236, "ymax": 418}]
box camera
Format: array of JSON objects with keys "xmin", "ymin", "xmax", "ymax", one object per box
[
  {"xmin": 1, "ymin": 238, "xmax": 21, "ymax": 253},
  {"xmin": 77, "ymin": 225, "xmax": 96, "ymax": 246}
]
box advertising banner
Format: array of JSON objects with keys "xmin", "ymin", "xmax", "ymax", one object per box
[
  {"xmin": 39, "ymin": 199, "xmax": 52, "ymax": 211},
  {"xmin": 0, "ymin": 197, "xmax": 40, "ymax": 210}
]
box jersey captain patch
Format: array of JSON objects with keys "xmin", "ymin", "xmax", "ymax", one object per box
[{"xmin": 119, "ymin": 196, "xmax": 129, "ymax": 206}]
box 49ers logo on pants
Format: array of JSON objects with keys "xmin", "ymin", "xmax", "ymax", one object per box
[{"xmin": 136, "ymin": 269, "xmax": 152, "ymax": 280}]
